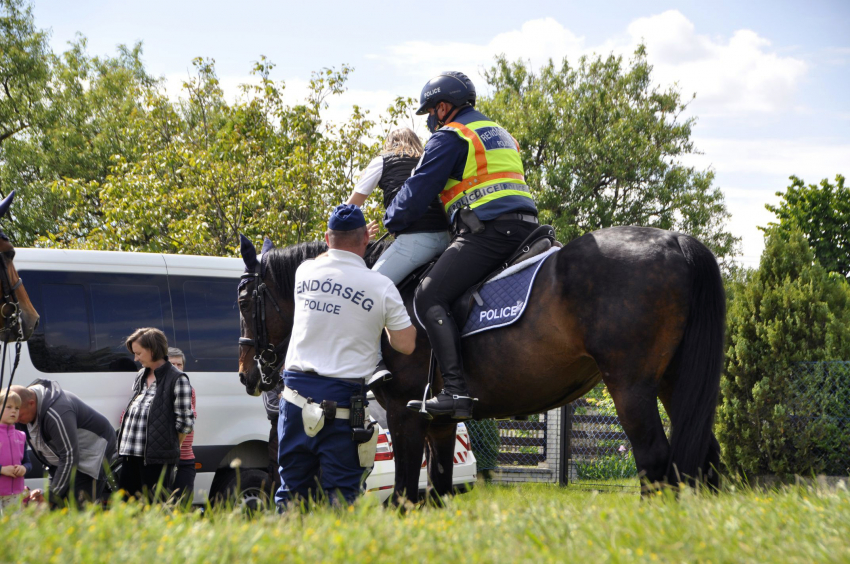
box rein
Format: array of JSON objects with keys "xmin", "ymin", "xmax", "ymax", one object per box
[
  {"xmin": 238, "ymin": 264, "xmax": 289, "ymax": 389},
  {"xmin": 0, "ymin": 250, "xmax": 24, "ymax": 416}
]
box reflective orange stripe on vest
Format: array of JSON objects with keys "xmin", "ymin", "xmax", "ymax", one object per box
[
  {"xmin": 445, "ymin": 121, "xmax": 488, "ymax": 176},
  {"xmin": 439, "ymin": 171, "xmax": 526, "ymax": 206}
]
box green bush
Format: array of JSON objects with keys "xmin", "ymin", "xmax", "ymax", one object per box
[
  {"xmin": 576, "ymin": 453, "xmax": 638, "ymax": 480},
  {"xmin": 718, "ymin": 228, "xmax": 850, "ymax": 477}
]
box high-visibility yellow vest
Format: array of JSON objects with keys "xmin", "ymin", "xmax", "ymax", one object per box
[{"xmin": 439, "ymin": 112, "xmax": 533, "ymax": 218}]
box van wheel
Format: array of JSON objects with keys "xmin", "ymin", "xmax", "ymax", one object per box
[{"xmin": 209, "ymin": 468, "xmax": 273, "ymax": 511}]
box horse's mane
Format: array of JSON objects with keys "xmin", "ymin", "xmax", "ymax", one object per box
[{"xmin": 264, "ymin": 238, "xmax": 394, "ymax": 298}]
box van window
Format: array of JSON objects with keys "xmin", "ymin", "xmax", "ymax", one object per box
[
  {"xmin": 90, "ymin": 284, "xmax": 163, "ymax": 352},
  {"xmin": 23, "ymin": 271, "xmax": 172, "ymax": 373},
  {"xmin": 168, "ymin": 276, "xmax": 240, "ymax": 372},
  {"xmin": 41, "ymin": 284, "xmax": 90, "ymax": 352},
  {"xmin": 183, "ymin": 280, "xmax": 238, "ymax": 360}
]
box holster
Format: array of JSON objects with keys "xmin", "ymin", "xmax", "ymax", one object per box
[
  {"xmin": 356, "ymin": 424, "xmax": 378, "ymax": 468},
  {"xmin": 456, "ymin": 208, "xmax": 485, "ymax": 235}
]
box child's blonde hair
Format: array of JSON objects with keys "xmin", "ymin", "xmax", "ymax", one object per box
[
  {"xmin": 381, "ymin": 128, "xmax": 424, "ymax": 158},
  {"xmin": 0, "ymin": 389, "xmax": 21, "ymax": 407}
]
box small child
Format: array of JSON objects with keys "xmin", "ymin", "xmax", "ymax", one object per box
[{"xmin": 0, "ymin": 390, "xmax": 31, "ymax": 512}]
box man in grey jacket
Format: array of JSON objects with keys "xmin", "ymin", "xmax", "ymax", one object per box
[{"xmin": 12, "ymin": 380, "xmax": 117, "ymax": 507}]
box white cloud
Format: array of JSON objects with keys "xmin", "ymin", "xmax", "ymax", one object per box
[
  {"xmin": 369, "ymin": 17, "xmax": 585, "ymax": 83},
  {"xmin": 623, "ymin": 11, "xmax": 807, "ymax": 115},
  {"xmin": 687, "ymin": 137, "xmax": 850, "ymax": 178},
  {"xmin": 373, "ymin": 11, "xmax": 807, "ymax": 116},
  {"xmin": 685, "ymin": 136, "xmax": 849, "ymax": 267}
]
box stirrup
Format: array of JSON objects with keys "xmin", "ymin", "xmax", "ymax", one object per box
[{"xmin": 405, "ymin": 383, "xmax": 433, "ymax": 420}]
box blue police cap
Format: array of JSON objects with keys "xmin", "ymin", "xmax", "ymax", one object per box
[{"xmin": 328, "ymin": 204, "xmax": 366, "ymax": 231}]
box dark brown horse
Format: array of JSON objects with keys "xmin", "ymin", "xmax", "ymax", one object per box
[
  {"xmin": 0, "ymin": 192, "xmax": 39, "ymax": 343},
  {"xmin": 238, "ymin": 226, "xmax": 724, "ymax": 502},
  {"xmin": 0, "ymin": 190, "xmax": 40, "ymax": 414}
]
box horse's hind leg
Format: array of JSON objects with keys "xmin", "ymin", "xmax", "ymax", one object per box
[
  {"xmin": 605, "ymin": 381, "xmax": 670, "ymax": 492},
  {"xmin": 424, "ymin": 423, "xmax": 458, "ymax": 502},
  {"xmin": 658, "ymin": 389, "xmax": 721, "ymax": 489}
]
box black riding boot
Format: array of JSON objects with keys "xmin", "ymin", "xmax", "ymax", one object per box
[{"xmin": 420, "ymin": 305, "xmax": 474, "ymax": 420}]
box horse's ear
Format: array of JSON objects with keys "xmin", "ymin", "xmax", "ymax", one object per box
[
  {"xmin": 240, "ymin": 234, "xmax": 258, "ymax": 270},
  {"xmin": 0, "ymin": 191, "xmax": 15, "ymax": 219},
  {"xmin": 261, "ymin": 237, "xmax": 274, "ymax": 255}
]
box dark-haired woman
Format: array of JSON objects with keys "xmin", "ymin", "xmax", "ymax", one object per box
[{"xmin": 117, "ymin": 327, "xmax": 194, "ymax": 501}]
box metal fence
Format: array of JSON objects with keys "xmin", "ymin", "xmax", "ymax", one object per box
[
  {"xmin": 468, "ymin": 366, "xmax": 850, "ymax": 483},
  {"xmin": 466, "ymin": 383, "xmax": 644, "ymax": 484},
  {"xmin": 787, "ymin": 361, "xmax": 850, "ymax": 475}
]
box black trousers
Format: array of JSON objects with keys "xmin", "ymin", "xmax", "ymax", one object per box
[
  {"xmin": 118, "ymin": 456, "xmax": 174, "ymax": 501},
  {"xmin": 414, "ymin": 217, "xmax": 537, "ymax": 383},
  {"xmin": 48, "ymin": 467, "xmax": 106, "ymax": 508},
  {"xmin": 172, "ymin": 459, "xmax": 196, "ymax": 504},
  {"xmin": 415, "ymin": 218, "xmax": 538, "ymax": 319}
]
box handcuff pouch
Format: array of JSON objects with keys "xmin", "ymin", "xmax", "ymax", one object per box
[{"xmin": 301, "ymin": 399, "xmax": 325, "ymax": 437}]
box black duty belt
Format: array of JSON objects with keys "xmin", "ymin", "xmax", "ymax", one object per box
[{"xmin": 494, "ymin": 212, "xmax": 538, "ymax": 224}]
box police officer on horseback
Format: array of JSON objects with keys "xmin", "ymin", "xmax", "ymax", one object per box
[{"xmin": 385, "ymin": 71, "xmax": 538, "ymax": 420}]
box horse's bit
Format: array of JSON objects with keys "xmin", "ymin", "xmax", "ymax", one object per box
[{"xmin": 238, "ymin": 263, "xmax": 289, "ymax": 388}]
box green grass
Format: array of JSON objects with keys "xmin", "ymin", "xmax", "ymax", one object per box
[{"xmin": 2, "ymin": 481, "xmax": 849, "ymax": 563}]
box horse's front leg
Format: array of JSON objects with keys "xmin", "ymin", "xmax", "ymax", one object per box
[
  {"xmin": 424, "ymin": 422, "xmax": 457, "ymax": 502},
  {"xmin": 385, "ymin": 400, "xmax": 428, "ymax": 505}
]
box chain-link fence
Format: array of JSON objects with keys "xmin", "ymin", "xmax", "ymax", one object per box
[
  {"xmin": 466, "ymin": 384, "xmax": 646, "ymax": 484},
  {"xmin": 787, "ymin": 361, "xmax": 850, "ymax": 475},
  {"xmin": 468, "ymin": 365, "xmax": 850, "ymax": 484}
]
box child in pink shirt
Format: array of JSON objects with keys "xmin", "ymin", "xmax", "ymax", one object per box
[{"xmin": 0, "ymin": 390, "xmax": 32, "ymax": 512}]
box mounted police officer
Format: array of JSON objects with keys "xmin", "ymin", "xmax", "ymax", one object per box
[
  {"xmin": 385, "ymin": 71, "xmax": 538, "ymax": 420},
  {"xmin": 276, "ymin": 204, "xmax": 416, "ymax": 506}
]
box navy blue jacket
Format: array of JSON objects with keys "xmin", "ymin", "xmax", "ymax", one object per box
[{"xmin": 384, "ymin": 107, "xmax": 537, "ymax": 234}]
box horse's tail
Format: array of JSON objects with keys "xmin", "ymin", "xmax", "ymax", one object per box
[{"xmin": 667, "ymin": 235, "xmax": 725, "ymax": 484}]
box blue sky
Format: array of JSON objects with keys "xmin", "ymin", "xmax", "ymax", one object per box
[{"xmin": 32, "ymin": 0, "xmax": 850, "ymax": 266}]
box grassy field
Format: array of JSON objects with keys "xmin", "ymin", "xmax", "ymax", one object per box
[{"xmin": 1, "ymin": 481, "xmax": 849, "ymax": 563}]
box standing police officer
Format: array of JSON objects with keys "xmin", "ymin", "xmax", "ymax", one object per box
[
  {"xmin": 385, "ymin": 71, "xmax": 539, "ymax": 420},
  {"xmin": 276, "ymin": 204, "xmax": 416, "ymax": 506}
]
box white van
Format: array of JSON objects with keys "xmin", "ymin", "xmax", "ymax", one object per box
[
  {"xmin": 16, "ymin": 248, "xmax": 266, "ymax": 503},
  {"xmin": 16, "ymin": 248, "xmax": 476, "ymax": 504}
]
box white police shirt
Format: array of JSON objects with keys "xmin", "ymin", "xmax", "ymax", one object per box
[{"xmin": 285, "ymin": 248, "xmax": 411, "ymax": 380}]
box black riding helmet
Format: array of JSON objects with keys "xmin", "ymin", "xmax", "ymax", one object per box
[{"xmin": 416, "ymin": 71, "xmax": 476, "ymax": 115}]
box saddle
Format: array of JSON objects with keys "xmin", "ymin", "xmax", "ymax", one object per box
[{"xmin": 397, "ymin": 225, "xmax": 560, "ymax": 327}]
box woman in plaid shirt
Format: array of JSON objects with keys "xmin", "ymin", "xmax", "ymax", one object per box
[{"xmin": 117, "ymin": 328, "xmax": 194, "ymax": 501}]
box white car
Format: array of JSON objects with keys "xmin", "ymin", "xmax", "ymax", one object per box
[{"xmin": 364, "ymin": 392, "xmax": 477, "ymax": 502}]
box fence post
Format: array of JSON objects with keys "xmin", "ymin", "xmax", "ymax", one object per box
[{"xmin": 558, "ymin": 403, "xmax": 571, "ymax": 486}]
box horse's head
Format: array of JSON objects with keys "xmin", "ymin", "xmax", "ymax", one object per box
[
  {"xmin": 237, "ymin": 235, "xmax": 293, "ymax": 397},
  {"xmin": 0, "ymin": 192, "xmax": 39, "ymax": 342}
]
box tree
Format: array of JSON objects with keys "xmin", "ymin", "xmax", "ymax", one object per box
[
  {"xmin": 0, "ymin": 0, "xmax": 50, "ymax": 146},
  {"xmin": 52, "ymin": 58, "xmax": 415, "ymax": 255},
  {"xmin": 765, "ymin": 174, "xmax": 849, "ymax": 277},
  {"xmin": 477, "ymin": 46, "xmax": 739, "ymax": 266},
  {"xmin": 1, "ymin": 24, "xmax": 156, "ymax": 246},
  {"xmin": 717, "ymin": 228, "xmax": 850, "ymax": 476}
]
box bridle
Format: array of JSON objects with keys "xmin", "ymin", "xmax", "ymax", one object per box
[
  {"xmin": 238, "ymin": 261, "xmax": 290, "ymax": 390},
  {"xmin": 0, "ymin": 237, "xmax": 24, "ymax": 415}
]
